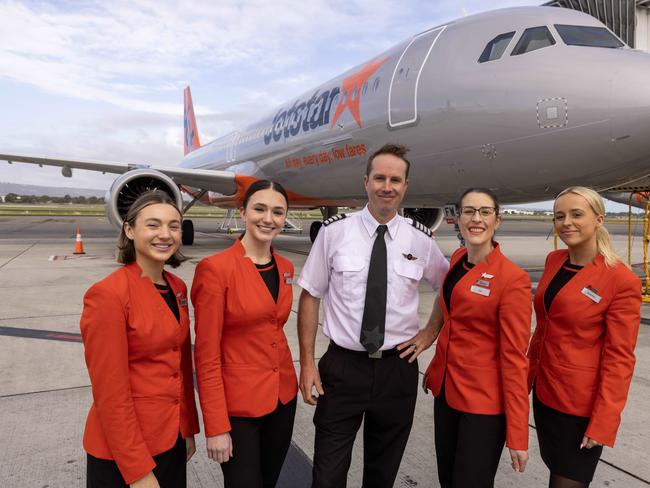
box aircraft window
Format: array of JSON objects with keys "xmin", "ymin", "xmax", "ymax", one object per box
[
  {"xmin": 478, "ymin": 31, "xmax": 515, "ymax": 63},
  {"xmin": 373, "ymin": 77, "xmax": 380, "ymax": 91},
  {"xmin": 511, "ymin": 26, "xmax": 556, "ymax": 55},
  {"xmin": 362, "ymin": 82, "xmax": 368, "ymax": 94},
  {"xmin": 554, "ymin": 24, "xmax": 624, "ymax": 48}
]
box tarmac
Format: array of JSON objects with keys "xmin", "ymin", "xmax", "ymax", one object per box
[{"xmin": 0, "ymin": 215, "xmax": 649, "ymax": 487}]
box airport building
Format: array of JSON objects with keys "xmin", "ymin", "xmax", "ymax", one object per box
[{"xmin": 545, "ymin": 0, "xmax": 650, "ymax": 50}]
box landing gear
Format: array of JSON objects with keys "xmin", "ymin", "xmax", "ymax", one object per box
[
  {"xmin": 182, "ymin": 219, "xmax": 195, "ymax": 245},
  {"xmin": 309, "ymin": 206, "xmax": 338, "ymax": 243},
  {"xmin": 310, "ymin": 221, "xmax": 323, "ymax": 243},
  {"xmin": 180, "ymin": 189, "xmax": 206, "ymax": 246}
]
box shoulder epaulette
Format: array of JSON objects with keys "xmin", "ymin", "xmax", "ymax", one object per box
[
  {"xmin": 323, "ymin": 213, "xmax": 347, "ymax": 226},
  {"xmin": 410, "ymin": 219, "xmax": 432, "ymax": 237}
]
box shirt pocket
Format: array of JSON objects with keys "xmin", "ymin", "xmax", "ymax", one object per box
[
  {"xmin": 332, "ymin": 255, "xmax": 366, "ymax": 300},
  {"xmin": 391, "ymin": 260, "xmax": 423, "ymax": 305}
]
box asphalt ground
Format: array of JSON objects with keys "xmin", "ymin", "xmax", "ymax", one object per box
[{"xmin": 1, "ymin": 215, "xmax": 649, "ymax": 487}]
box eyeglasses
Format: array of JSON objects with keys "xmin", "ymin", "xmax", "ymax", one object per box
[{"xmin": 460, "ymin": 206, "xmax": 497, "ymax": 218}]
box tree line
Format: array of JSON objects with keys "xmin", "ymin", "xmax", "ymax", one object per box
[{"xmin": 1, "ymin": 193, "xmax": 105, "ymax": 204}]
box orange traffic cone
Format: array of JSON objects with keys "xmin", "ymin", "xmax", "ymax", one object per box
[{"xmin": 73, "ymin": 228, "xmax": 85, "ymax": 255}]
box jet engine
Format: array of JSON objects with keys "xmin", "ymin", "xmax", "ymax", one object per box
[
  {"xmin": 106, "ymin": 169, "xmax": 184, "ymax": 229},
  {"xmin": 403, "ymin": 207, "xmax": 444, "ymax": 231}
]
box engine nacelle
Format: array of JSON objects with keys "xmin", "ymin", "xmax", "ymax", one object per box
[
  {"xmin": 106, "ymin": 169, "xmax": 184, "ymax": 229},
  {"xmin": 403, "ymin": 207, "xmax": 445, "ymax": 232}
]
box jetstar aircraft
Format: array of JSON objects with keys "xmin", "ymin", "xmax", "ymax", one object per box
[{"xmin": 3, "ymin": 6, "xmax": 650, "ymax": 244}]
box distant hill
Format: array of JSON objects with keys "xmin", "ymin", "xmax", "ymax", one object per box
[{"xmin": 0, "ymin": 182, "xmax": 105, "ymax": 198}]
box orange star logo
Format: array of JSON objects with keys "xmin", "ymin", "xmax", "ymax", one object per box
[{"xmin": 331, "ymin": 57, "xmax": 387, "ymax": 129}]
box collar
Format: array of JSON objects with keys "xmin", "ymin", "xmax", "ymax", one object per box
[
  {"xmin": 360, "ymin": 205, "xmax": 400, "ymax": 240},
  {"xmin": 452, "ymin": 241, "xmax": 503, "ymax": 267},
  {"xmin": 232, "ymin": 236, "xmax": 277, "ymax": 259}
]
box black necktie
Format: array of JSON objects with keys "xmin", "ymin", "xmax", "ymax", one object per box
[{"xmin": 360, "ymin": 224, "xmax": 388, "ymax": 353}]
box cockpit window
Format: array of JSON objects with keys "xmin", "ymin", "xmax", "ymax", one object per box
[
  {"xmin": 554, "ymin": 24, "xmax": 624, "ymax": 48},
  {"xmin": 478, "ymin": 31, "xmax": 516, "ymax": 63},
  {"xmin": 511, "ymin": 26, "xmax": 556, "ymax": 55}
]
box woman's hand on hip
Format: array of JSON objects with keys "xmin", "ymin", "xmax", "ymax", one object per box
[{"xmin": 206, "ymin": 432, "xmax": 233, "ymax": 463}]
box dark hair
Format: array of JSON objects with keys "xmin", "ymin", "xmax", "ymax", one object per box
[
  {"xmin": 242, "ymin": 180, "xmax": 290, "ymax": 209},
  {"xmin": 457, "ymin": 187, "xmax": 500, "ymax": 215},
  {"xmin": 366, "ymin": 143, "xmax": 411, "ymax": 179},
  {"xmin": 117, "ymin": 190, "xmax": 187, "ymax": 268}
]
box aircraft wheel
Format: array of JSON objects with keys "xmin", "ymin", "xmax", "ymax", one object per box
[
  {"xmin": 309, "ymin": 221, "xmax": 323, "ymax": 243},
  {"xmin": 182, "ymin": 219, "xmax": 195, "ymax": 246}
]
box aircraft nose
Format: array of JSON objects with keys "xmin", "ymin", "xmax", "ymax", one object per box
[{"xmin": 610, "ymin": 51, "xmax": 650, "ymax": 163}]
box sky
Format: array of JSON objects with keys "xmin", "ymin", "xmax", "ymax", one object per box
[{"xmin": 0, "ymin": 0, "xmax": 633, "ymax": 211}]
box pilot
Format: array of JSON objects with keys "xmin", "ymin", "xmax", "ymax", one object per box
[
  {"xmin": 528, "ymin": 186, "xmax": 641, "ymax": 488},
  {"xmin": 297, "ymin": 143, "xmax": 449, "ymax": 488},
  {"xmin": 191, "ymin": 180, "xmax": 298, "ymax": 488},
  {"xmin": 80, "ymin": 190, "xmax": 199, "ymax": 488},
  {"xmin": 423, "ymin": 188, "xmax": 531, "ymax": 488}
]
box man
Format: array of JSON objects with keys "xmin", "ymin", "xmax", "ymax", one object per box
[{"xmin": 297, "ymin": 143, "xmax": 449, "ymax": 488}]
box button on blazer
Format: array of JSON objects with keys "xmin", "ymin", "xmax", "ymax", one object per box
[
  {"xmin": 191, "ymin": 239, "xmax": 298, "ymax": 437},
  {"xmin": 528, "ymin": 250, "xmax": 641, "ymax": 447},
  {"xmin": 80, "ymin": 262, "xmax": 199, "ymax": 484},
  {"xmin": 426, "ymin": 244, "xmax": 532, "ymax": 450}
]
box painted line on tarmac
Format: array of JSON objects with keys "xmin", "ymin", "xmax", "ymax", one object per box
[
  {"xmin": 0, "ymin": 240, "xmax": 40, "ymax": 269},
  {"xmin": 0, "ymin": 325, "xmax": 81, "ymax": 342}
]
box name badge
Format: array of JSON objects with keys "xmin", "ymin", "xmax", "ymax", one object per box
[
  {"xmin": 284, "ymin": 272, "xmax": 293, "ymax": 285},
  {"xmin": 581, "ymin": 286, "xmax": 601, "ymax": 303},
  {"xmin": 470, "ymin": 285, "xmax": 491, "ymax": 297},
  {"xmin": 476, "ymin": 279, "xmax": 490, "ymax": 287}
]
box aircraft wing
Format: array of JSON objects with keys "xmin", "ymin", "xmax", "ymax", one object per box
[{"xmin": 0, "ymin": 153, "xmax": 237, "ymax": 195}]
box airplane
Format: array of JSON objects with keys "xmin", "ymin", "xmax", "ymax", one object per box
[{"xmin": 3, "ymin": 5, "xmax": 650, "ymax": 245}]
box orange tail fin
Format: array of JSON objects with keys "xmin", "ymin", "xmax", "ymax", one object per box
[{"xmin": 184, "ymin": 86, "xmax": 201, "ymax": 155}]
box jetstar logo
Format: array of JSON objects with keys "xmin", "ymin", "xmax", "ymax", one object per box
[{"xmin": 264, "ymin": 57, "xmax": 387, "ymax": 146}]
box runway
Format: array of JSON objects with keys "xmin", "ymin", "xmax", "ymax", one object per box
[{"xmin": 1, "ymin": 215, "xmax": 649, "ymax": 487}]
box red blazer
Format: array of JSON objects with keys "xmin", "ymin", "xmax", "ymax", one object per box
[
  {"xmin": 426, "ymin": 244, "xmax": 532, "ymax": 450},
  {"xmin": 80, "ymin": 262, "xmax": 199, "ymax": 484},
  {"xmin": 528, "ymin": 250, "xmax": 641, "ymax": 447},
  {"xmin": 191, "ymin": 239, "xmax": 298, "ymax": 437}
]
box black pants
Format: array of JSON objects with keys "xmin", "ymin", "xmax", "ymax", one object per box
[
  {"xmin": 220, "ymin": 397, "xmax": 297, "ymax": 488},
  {"xmin": 434, "ymin": 387, "xmax": 506, "ymax": 488},
  {"xmin": 87, "ymin": 433, "xmax": 186, "ymax": 488},
  {"xmin": 312, "ymin": 343, "xmax": 419, "ymax": 488}
]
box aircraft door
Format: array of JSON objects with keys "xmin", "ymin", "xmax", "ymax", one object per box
[{"xmin": 388, "ymin": 26, "xmax": 445, "ymax": 128}]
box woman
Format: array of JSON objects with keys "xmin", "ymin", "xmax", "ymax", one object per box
[
  {"xmin": 80, "ymin": 190, "xmax": 199, "ymax": 488},
  {"xmin": 192, "ymin": 180, "xmax": 298, "ymax": 488},
  {"xmin": 528, "ymin": 186, "xmax": 641, "ymax": 488},
  {"xmin": 423, "ymin": 188, "xmax": 531, "ymax": 488}
]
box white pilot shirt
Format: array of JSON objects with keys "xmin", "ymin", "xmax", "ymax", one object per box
[{"xmin": 298, "ymin": 205, "xmax": 449, "ymax": 351}]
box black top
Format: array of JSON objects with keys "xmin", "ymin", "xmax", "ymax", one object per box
[
  {"xmin": 256, "ymin": 256, "xmax": 280, "ymax": 303},
  {"xmin": 443, "ymin": 255, "xmax": 475, "ymax": 312},
  {"xmin": 155, "ymin": 280, "xmax": 180, "ymax": 322},
  {"xmin": 543, "ymin": 259, "xmax": 583, "ymax": 312}
]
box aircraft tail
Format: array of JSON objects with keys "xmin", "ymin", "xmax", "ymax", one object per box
[{"xmin": 183, "ymin": 86, "xmax": 201, "ymax": 156}]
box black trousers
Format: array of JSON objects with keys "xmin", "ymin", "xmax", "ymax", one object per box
[
  {"xmin": 312, "ymin": 343, "xmax": 419, "ymax": 488},
  {"xmin": 220, "ymin": 397, "xmax": 297, "ymax": 488},
  {"xmin": 87, "ymin": 433, "xmax": 186, "ymax": 488},
  {"xmin": 434, "ymin": 387, "xmax": 506, "ymax": 488}
]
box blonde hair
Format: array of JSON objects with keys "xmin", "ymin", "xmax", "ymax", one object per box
[{"xmin": 555, "ymin": 186, "xmax": 625, "ymax": 268}]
